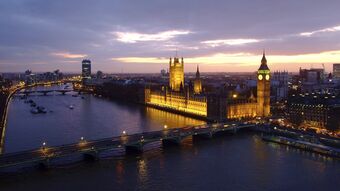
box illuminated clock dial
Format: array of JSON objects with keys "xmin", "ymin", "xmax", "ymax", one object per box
[
  {"xmin": 258, "ymin": 74, "xmax": 263, "ymax": 80},
  {"xmin": 265, "ymin": 74, "xmax": 270, "ymax": 80}
]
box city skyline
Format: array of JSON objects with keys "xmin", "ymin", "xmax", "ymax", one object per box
[{"xmin": 1, "ymin": 0, "xmax": 340, "ymax": 73}]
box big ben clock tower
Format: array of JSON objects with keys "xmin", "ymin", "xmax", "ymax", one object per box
[{"xmin": 257, "ymin": 51, "xmax": 270, "ymax": 117}]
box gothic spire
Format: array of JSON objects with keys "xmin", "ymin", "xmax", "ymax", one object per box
[
  {"xmin": 261, "ymin": 50, "xmax": 267, "ymax": 64},
  {"xmin": 259, "ymin": 50, "xmax": 269, "ymax": 70},
  {"xmin": 196, "ymin": 65, "xmax": 200, "ymax": 78}
]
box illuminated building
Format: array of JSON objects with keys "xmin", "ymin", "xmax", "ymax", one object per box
[
  {"xmin": 257, "ymin": 52, "xmax": 271, "ymax": 117},
  {"xmin": 287, "ymin": 93, "xmax": 340, "ymax": 131},
  {"xmin": 145, "ymin": 87, "xmax": 207, "ymax": 117},
  {"xmin": 193, "ymin": 65, "xmax": 202, "ymax": 94},
  {"xmin": 226, "ymin": 96, "xmax": 258, "ymax": 119},
  {"xmin": 82, "ymin": 59, "xmax": 91, "ymax": 83},
  {"xmin": 145, "ymin": 53, "xmax": 271, "ymax": 121},
  {"xmin": 169, "ymin": 57, "xmax": 184, "ymax": 91}
]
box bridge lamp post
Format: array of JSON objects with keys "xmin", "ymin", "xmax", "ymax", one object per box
[
  {"xmin": 41, "ymin": 142, "xmax": 47, "ymax": 153},
  {"xmin": 79, "ymin": 137, "xmax": 86, "ymax": 146},
  {"xmin": 121, "ymin": 131, "xmax": 128, "ymax": 145},
  {"xmin": 163, "ymin": 125, "xmax": 169, "ymax": 138}
]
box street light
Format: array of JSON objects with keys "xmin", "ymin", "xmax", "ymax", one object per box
[
  {"xmin": 164, "ymin": 125, "xmax": 168, "ymax": 129},
  {"xmin": 122, "ymin": 130, "xmax": 127, "ymax": 135},
  {"xmin": 41, "ymin": 142, "xmax": 47, "ymax": 153},
  {"xmin": 79, "ymin": 136, "xmax": 87, "ymax": 147}
]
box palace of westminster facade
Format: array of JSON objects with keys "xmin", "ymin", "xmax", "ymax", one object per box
[{"xmin": 144, "ymin": 53, "xmax": 271, "ymax": 121}]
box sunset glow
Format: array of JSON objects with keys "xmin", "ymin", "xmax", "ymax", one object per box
[
  {"xmin": 112, "ymin": 50, "xmax": 340, "ymax": 68},
  {"xmin": 51, "ymin": 52, "xmax": 87, "ymax": 59}
]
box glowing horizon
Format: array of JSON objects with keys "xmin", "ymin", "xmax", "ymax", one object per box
[{"xmin": 111, "ymin": 50, "xmax": 340, "ymax": 72}]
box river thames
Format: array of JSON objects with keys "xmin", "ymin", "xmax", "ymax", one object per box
[{"xmin": 0, "ymin": 84, "xmax": 339, "ymax": 191}]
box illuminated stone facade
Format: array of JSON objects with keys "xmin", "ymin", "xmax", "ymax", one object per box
[
  {"xmin": 169, "ymin": 57, "xmax": 184, "ymax": 91},
  {"xmin": 145, "ymin": 88, "xmax": 207, "ymax": 116},
  {"xmin": 145, "ymin": 54, "xmax": 270, "ymax": 121},
  {"xmin": 227, "ymin": 100, "xmax": 258, "ymax": 119}
]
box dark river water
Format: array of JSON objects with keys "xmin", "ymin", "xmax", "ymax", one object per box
[{"xmin": 0, "ymin": 84, "xmax": 339, "ymax": 191}]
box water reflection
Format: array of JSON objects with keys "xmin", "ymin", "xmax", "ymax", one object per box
[
  {"xmin": 4, "ymin": 84, "xmax": 205, "ymax": 153},
  {"xmin": 115, "ymin": 160, "xmax": 125, "ymax": 184},
  {"xmin": 137, "ymin": 159, "xmax": 149, "ymax": 186},
  {"xmin": 145, "ymin": 107, "xmax": 204, "ymax": 129}
]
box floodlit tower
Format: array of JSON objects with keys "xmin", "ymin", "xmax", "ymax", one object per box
[
  {"xmin": 194, "ymin": 65, "xmax": 202, "ymax": 94},
  {"xmin": 257, "ymin": 51, "xmax": 271, "ymax": 117},
  {"xmin": 169, "ymin": 56, "xmax": 184, "ymax": 91}
]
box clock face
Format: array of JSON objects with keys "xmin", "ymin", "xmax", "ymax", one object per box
[
  {"xmin": 265, "ymin": 74, "xmax": 270, "ymax": 80},
  {"xmin": 258, "ymin": 74, "xmax": 263, "ymax": 80}
]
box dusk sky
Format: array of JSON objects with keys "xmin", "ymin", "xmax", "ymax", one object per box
[{"xmin": 1, "ymin": 0, "xmax": 340, "ymax": 73}]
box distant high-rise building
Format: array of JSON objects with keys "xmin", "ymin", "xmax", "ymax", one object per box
[
  {"xmin": 82, "ymin": 59, "xmax": 91, "ymax": 81},
  {"xmin": 169, "ymin": 57, "xmax": 184, "ymax": 91},
  {"xmin": 24, "ymin": 69, "xmax": 35, "ymax": 85},
  {"xmin": 257, "ymin": 52, "xmax": 271, "ymax": 117},
  {"xmin": 333, "ymin": 63, "xmax": 340, "ymax": 78},
  {"xmin": 299, "ymin": 67, "xmax": 323, "ymax": 84},
  {"xmin": 272, "ymin": 71, "xmax": 289, "ymax": 100},
  {"xmin": 193, "ymin": 65, "xmax": 202, "ymax": 94}
]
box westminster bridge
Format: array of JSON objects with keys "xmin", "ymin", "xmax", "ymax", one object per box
[
  {"xmin": 17, "ymin": 89, "xmax": 84, "ymax": 96},
  {"xmin": 0, "ymin": 122, "xmax": 255, "ymax": 170}
]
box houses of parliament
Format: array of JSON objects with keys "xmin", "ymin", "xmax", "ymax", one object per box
[{"xmin": 144, "ymin": 52, "xmax": 271, "ymax": 121}]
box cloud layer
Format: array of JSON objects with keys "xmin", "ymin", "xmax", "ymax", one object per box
[{"xmin": 1, "ymin": 0, "xmax": 340, "ymax": 73}]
